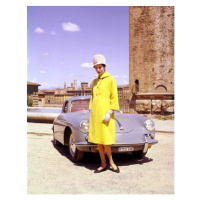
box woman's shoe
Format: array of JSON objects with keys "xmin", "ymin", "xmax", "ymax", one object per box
[
  {"xmin": 94, "ymin": 165, "xmax": 108, "ymax": 173},
  {"xmin": 110, "ymin": 166, "xmax": 120, "ymax": 173}
]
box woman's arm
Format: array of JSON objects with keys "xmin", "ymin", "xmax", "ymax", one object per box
[{"xmin": 89, "ymin": 80, "xmax": 94, "ymax": 110}]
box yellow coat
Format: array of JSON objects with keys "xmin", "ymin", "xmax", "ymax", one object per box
[{"xmin": 88, "ymin": 72, "xmax": 119, "ymax": 145}]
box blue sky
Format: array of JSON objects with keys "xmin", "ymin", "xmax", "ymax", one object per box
[{"xmin": 27, "ymin": 6, "xmax": 129, "ymax": 90}]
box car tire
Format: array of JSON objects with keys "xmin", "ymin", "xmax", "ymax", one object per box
[
  {"xmin": 68, "ymin": 132, "xmax": 84, "ymax": 162},
  {"xmin": 131, "ymin": 150, "xmax": 147, "ymax": 159},
  {"xmin": 52, "ymin": 136, "xmax": 62, "ymax": 146}
]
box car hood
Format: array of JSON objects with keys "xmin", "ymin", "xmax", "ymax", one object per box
[
  {"xmin": 72, "ymin": 111, "xmax": 135, "ymax": 133},
  {"xmin": 59, "ymin": 111, "xmax": 135, "ymax": 133},
  {"xmin": 115, "ymin": 114, "xmax": 134, "ymax": 133}
]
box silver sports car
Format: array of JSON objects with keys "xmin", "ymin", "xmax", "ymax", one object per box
[{"xmin": 52, "ymin": 96, "xmax": 158, "ymax": 162}]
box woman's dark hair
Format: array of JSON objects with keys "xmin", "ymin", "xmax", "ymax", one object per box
[{"xmin": 102, "ymin": 64, "xmax": 106, "ymax": 67}]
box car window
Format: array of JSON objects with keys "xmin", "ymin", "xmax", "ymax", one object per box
[{"xmin": 70, "ymin": 99, "xmax": 90, "ymax": 112}]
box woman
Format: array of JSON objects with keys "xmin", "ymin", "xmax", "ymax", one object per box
[{"xmin": 88, "ymin": 54, "xmax": 120, "ymax": 173}]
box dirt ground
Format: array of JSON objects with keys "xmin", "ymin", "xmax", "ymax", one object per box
[{"xmin": 27, "ymin": 132, "xmax": 174, "ymax": 194}]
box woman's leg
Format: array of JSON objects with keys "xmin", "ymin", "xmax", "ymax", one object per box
[
  {"xmin": 104, "ymin": 145, "xmax": 117, "ymax": 170},
  {"xmin": 97, "ymin": 144, "xmax": 107, "ymax": 170}
]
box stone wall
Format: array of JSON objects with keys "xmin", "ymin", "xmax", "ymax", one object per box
[
  {"xmin": 129, "ymin": 6, "xmax": 174, "ymax": 115},
  {"xmin": 129, "ymin": 6, "xmax": 174, "ymax": 94},
  {"xmin": 136, "ymin": 99, "xmax": 174, "ymax": 115}
]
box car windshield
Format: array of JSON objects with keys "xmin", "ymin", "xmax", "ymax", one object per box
[{"xmin": 70, "ymin": 99, "xmax": 90, "ymax": 112}]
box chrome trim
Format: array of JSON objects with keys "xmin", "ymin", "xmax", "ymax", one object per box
[
  {"xmin": 69, "ymin": 133, "xmax": 76, "ymax": 156},
  {"xmin": 75, "ymin": 141, "xmax": 158, "ymax": 147},
  {"xmin": 143, "ymin": 135, "xmax": 149, "ymax": 153},
  {"xmin": 85, "ymin": 134, "xmax": 88, "ymax": 141},
  {"xmin": 115, "ymin": 118, "xmax": 124, "ymax": 131}
]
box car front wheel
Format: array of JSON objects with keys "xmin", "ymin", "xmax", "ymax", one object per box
[{"xmin": 68, "ymin": 132, "xmax": 84, "ymax": 162}]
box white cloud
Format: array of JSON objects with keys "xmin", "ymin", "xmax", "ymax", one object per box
[
  {"xmin": 31, "ymin": 78, "xmax": 37, "ymax": 83},
  {"xmin": 42, "ymin": 52, "xmax": 49, "ymax": 56},
  {"xmin": 62, "ymin": 22, "xmax": 81, "ymax": 32},
  {"xmin": 123, "ymin": 80, "xmax": 129, "ymax": 84},
  {"xmin": 40, "ymin": 70, "xmax": 46, "ymax": 74},
  {"xmin": 34, "ymin": 27, "xmax": 45, "ymax": 33},
  {"xmin": 81, "ymin": 63, "xmax": 93, "ymax": 68},
  {"xmin": 50, "ymin": 31, "xmax": 56, "ymax": 35},
  {"xmin": 122, "ymin": 75, "xmax": 128, "ymax": 78},
  {"xmin": 112, "ymin": 75, "xmax": 119, "ymax": 78}
]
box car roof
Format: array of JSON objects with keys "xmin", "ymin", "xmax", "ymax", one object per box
[{"xmin": 66, "ymin": 95, "xmax": 91, "ymax": 102}]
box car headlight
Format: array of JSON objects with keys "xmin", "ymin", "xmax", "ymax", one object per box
[
  {"xmin": 80, "ymin": 120, "xmax": 89, "ymax": 133},
  {"xmin": 144, "ymin": 119, "xmax": 155, "ymax": 132}
]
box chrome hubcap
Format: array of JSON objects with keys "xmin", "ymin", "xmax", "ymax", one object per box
[{"xmin": 69, "ymin": 134, "xmax": 76, "ymax": 156}]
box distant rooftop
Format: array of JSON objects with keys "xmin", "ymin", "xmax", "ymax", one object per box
[
  {"xmin": 117, "ymin": 85, "xmax": 129, "ymax": 88},
  {"xmin": 43, "ymin": 90, "xmax": 56, "ymax": 93},
  {"xmin": 27, "ymin": 81, "xmax": 41, "ymax": 86}
]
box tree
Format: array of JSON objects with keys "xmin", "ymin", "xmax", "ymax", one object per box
[{"xmin": 27, "ymin": 96, "xmax": 33, "ymax": 107}]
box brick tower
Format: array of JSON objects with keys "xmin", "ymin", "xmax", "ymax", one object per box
[{"xmin": 129, "ymin": 6, "xmax": 174, "ymax": 115}]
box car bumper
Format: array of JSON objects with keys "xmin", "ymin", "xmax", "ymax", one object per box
[{"xmin": 75, "ymin": 135, "xmax": 158, "ymax": 153}]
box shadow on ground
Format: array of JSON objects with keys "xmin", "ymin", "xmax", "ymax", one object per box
[{"xmin": 52, "ymin": 141, "xmax": 153, "ymax": 171}]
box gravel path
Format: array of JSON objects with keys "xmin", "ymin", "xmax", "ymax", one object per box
[
  {"xmin": 27, "ymin": 132, "xmax": 174, "ymax": 194},
  {"xmin": 27, "ymin": 119, "xmax": 174, "ymax": 194}
]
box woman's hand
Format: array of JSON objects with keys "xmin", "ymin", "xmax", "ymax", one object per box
[{"xmin": 102, "ymin": 110, "xmax": 113, "ymax": 123}]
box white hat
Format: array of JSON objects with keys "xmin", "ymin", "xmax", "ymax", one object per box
[{"xmin": 93, "ymin": 54, "xmax": 106, "ymax": 67}]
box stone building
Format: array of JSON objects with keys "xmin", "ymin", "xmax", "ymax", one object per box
[
  {"xmin": 43, "ymin": 90, "xmax": 56, "ymax": 104},
  {"xmin": 27, "ymin": 81, "xmax": 41, "ymax": 96},
  {"xmin": 63, "ymin": 82, "xmax": 91, "ymax": 96},
  {"xmin": 81, "ymin": 82, "xmax": 89, "ymax": 90},
  {"xmin": 129, "ymin": 6, "xmax": 174, "ymax": 115},
  {"xmin": 118, "ymin": 85, "xmax": 129, "ymax": 113},
  {"xmin": 37, "ymin": 91, "xmax": 46, "ymax": 107},
  {"xmin": 38, "ymin": 90, "xmax": 74, "ymax": 107},
  {"xmin": 38, "ymin": 82, "xmax": 91, "ymax": 107},
  {"xmin": 37, "ymin": 81, "xmax": 130, "ymax": 112},
  {"xmin": 27, "ymin": 81, "xmax": 41, "ymax": 107}
]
